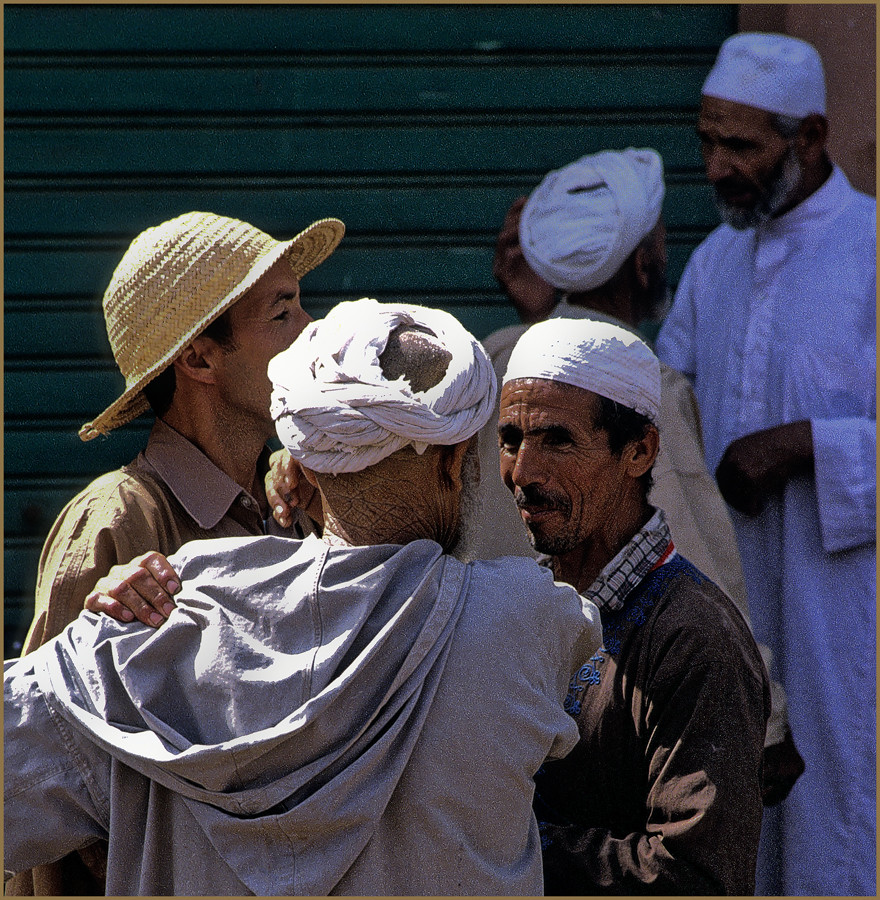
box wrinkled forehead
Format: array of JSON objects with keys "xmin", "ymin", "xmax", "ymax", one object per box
[
  {"xmin": 498, "ymin": 377, "xmax": 599, "ymax": 424},
  {"xmin": 698, "ymin": 94, "xmax": 780, "ymax": 139}
]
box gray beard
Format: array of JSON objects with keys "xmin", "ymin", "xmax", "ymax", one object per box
[
  {"xmin": 449, "ymin": 442, "xmax": 483, "ymax": 562},
  {"xmin": 715, "ymin": 145, "xmax": 802, "ymax": 230}
]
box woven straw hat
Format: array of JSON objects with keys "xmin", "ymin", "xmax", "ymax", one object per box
[{"xmin": 79, "ymin": 211, "xmax": 345, "ymax": 441}]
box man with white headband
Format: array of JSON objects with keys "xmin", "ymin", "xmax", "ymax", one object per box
[
  {"xmin": 498, "ymin": 317, "xmax": 769, "ymax": 894},
  {"xmin": 477, "ymin": 148, "xmax": 803, "ymax": 805},
  {"xmin": 4, "ymin": 298, "xmax": 602, "ymax": 896},
  {"xmin": 656, "ymin": 33, "xmax": 876, "ymax": 896}
]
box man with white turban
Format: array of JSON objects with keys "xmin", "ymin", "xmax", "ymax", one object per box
[
  {"xmin": 498, "ymin": 317, "xmax": 770, "ymax": 894},
  {"xmin": 655, "ymin": 33, "xmax": 876, "ymax": 896},
  {"xmin": 4, "ymin": 299, "xmax": 602, "ymax": 896}
]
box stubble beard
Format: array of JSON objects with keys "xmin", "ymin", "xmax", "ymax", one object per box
[
  {"xmin": 513, "ymin": 485, "xmax": 579, "ymax": 557},
  {"xmin": 526, "ymin": 522, "xmax": 580, "ymax": 557},
  {"xmin": 715, "ymin": 144, "xmax": 802, "ymax": 230}
]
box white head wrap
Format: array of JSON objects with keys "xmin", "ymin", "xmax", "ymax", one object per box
[
  {"xmin": 519, "ymin": 148, "xmax": 665, "ymax": 293},
  {"xmin": 503, "ymin": 318, "xmax": 660, "ymax": 421},
  {"xmin": 702, "ymin": 32, "xmax": 826, "ymax": 118},
  {"xmin": 269, "ymin": 298, "xmax": 497, "ymax": 474}
]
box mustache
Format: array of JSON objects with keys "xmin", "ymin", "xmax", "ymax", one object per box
[
  {"xmin": 514, "ymin": 485, "xmax": 570, "ymax": 512},
  {"xmin": 713, "ymin": 177, "xmax": 761, "ymax": 198}
]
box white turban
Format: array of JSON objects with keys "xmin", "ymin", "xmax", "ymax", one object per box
[
  {"xmin": 519, "ymin": 148, "xmax": 665, "ymax": 293},
  {"xmin": 503, "ymin": 318, "xmax": 660, "ymax": 421},
  {"xmin": 702, "ymin": 32, "xmax": 826, "ymax": 118},
  {"xmin": 269, "ymin": 298, "xmax": 497, "ymax": 474}
]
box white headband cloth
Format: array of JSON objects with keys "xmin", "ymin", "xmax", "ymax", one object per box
[
  {"xmin": 702, "ymin": 32, "xmax": 826, "ymax": 119},
  {"xmin": 269, "ymin": 298, "xmax": 497, "ymax": 474},
  {"xmin": 503, "ymin": 318, "xmax": 661, "ymax": 421}
]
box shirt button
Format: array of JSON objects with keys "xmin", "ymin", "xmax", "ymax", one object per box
[{"xmin": 241, "ymin": 496, "xmax": 254, "ymax": 510}]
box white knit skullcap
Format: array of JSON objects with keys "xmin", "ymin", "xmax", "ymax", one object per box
[
  {"xmin": 503, "ymin": 317, "xmax": 660, "ymax": 421},
  {"xmin": 269, "ymin": 298, "xmax": 497, "ymax": 474},
  {"xmin": 519, "ymin": 148, "xmax": 665, "ymax": 293},
  {"xmin": 702, "ymin": 33, "xmax": 826, "ymax": 118}
]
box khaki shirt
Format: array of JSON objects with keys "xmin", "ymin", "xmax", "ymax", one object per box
[
  {"xmin": 24, "ymin": 419, "xmax": 313, "ymax": 653},
  {"xmin": 9, "ymin": 419, "xmax": 316, "ymax": 897}
]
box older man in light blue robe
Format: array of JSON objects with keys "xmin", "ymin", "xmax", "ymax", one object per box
[{"xmin": 657, "ymin": 33, "xmax": 876, "ymax": 897}]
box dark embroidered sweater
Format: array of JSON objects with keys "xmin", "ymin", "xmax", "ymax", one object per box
[{"xmin": 536, "ymin": 554, "xmax": 770, "ymax": 895}]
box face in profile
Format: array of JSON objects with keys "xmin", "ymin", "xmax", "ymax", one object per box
[
  {"xmin": 212, "ymin": 257, "xmax": 312, "ymax": 431},
  {"xmin": 696, "ymin": 95, "xmax": 802, "ymax": 229}
]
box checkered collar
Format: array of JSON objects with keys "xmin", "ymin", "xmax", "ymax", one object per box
[{"xmin": 548, "ymin": 508, "xmax": 675, "ymax": 612}]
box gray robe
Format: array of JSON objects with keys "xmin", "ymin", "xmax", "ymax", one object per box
[{"xmin": 5, "ymin": 534, "xmax": 601, "ymax": 896}]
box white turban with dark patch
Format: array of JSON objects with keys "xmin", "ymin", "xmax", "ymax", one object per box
[
  {"xmin": 503, "ymin": 317, "xmax": 661, "ymax": 421},
  {"xmin": 269, "ymin": 298, "xmax": 497, "ymax": 474},
  {"xmin": 519, "ymin": 148, "xmax": 665, "ymax": 293}
]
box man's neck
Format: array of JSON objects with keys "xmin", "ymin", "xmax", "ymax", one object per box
[
  {"xmin": 564, "ymin": 286, "xmax": 638, "ymax": 329},
  {"xmin": 161, "ymin": 405, "xmax": 270, "ymax": 504},
  {"xmin": 551, "ymin": 503, "xmax": 653, "ymax": 594}
]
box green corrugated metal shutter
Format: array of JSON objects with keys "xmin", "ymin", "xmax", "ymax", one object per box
[{"xmin": 4, "ymin": 4, "xmax": 736, "ymax": 655}]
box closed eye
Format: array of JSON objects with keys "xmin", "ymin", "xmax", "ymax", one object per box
[{"xmin": 272, "ymin": 293, "xmax": 300, "ymax": 321}]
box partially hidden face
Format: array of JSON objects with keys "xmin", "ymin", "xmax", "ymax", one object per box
[
  {"xmin": 497, "ymin": 378, "xmax": 635, "ymax": 556},
  {"xmin": 214, "ymin": 256, "xmax": 313, "ymax": 429},
  {"xmin": 696, "ymin": 95, "xmax": 801, "ymax": 228}
]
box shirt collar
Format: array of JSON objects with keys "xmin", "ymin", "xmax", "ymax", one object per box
[
  {"xmin": 143, "ymin": 418, "xmax": 267, "ymax": 530},
  {"xmin": 582, "ymin": 507, "xmax": 676, "ymax": 612}
]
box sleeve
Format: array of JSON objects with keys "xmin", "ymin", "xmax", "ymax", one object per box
[
  {"xmin": 650, "ymin": 367, "xmax": 747, "ymax": 611},
  {"xmin": 655, "ymin": 257, "xmax": 700, "ymax": 380},
  {"xmin": 4, "ymin": 655, "xmax": 110, "ymax": 876},
  {"xmin": 24, "ymin": 474, "xmax": 176, "ymax": 653},
  {"xmin": 812, "ymin": 416, "xmax": 877, "ymax": 552},
  {"xmin": 539, "ymin": 597, "xmax": 768, "ymax": 895}
]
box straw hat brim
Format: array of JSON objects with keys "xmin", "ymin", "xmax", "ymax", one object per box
[{"xmin": 79, "ymin": 217, "xmax": 345, "ymax": 441}]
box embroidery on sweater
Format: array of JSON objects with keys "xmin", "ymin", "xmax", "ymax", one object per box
[
  {"xmin": 601, "ymin": 555, "xmax": 708, "ymax": 658},
  {"xmin": 563, "ymin": 556, "xmax": 708, "ymax": 715},
  {"xmin": 563, "ymin": 651, "xmax": 606, "ymax": 715}
]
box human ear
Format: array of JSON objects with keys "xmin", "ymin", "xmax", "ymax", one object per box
[
  {"xmin": 632, "ymin": 245, "xmax": 652, "ymax": 292},
  {"xmin": 795, "ymin": 114, "xmax": 829, "ymax": 166},
  {"xmin": 624, "ymin": 425, "xmax": 660, "ymax": 478},
  {"xmin": 438, "ymin": 437, "xmax": 474, "ymax": 489},
  {"xmin": 172, "ymin": 336, "xmax": 219, "ymax": 385}
]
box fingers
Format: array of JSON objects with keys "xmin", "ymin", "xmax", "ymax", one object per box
[
  {"xmin": 266, "ymin": 449, "xmax": 296, "ymax": 527},
  {"xmin": 84, "ymin": 593, "xmax": 136, "ymax": 623},
  {"xmin": 84, "ymin": 552, "xmax": 181, "ymax": 628}
]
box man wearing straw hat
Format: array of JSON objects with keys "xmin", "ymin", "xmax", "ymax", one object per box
[
  {"xmin": 4, "ymin": 298, "xmax": 602, "ymax": 896},
  {"xmin": 656, "ymin": 33, "xmax": 876, "ymax": 896},
  {"xmin": 7, "ymin": 211, "xmax": 342, "ymax": 896}
]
